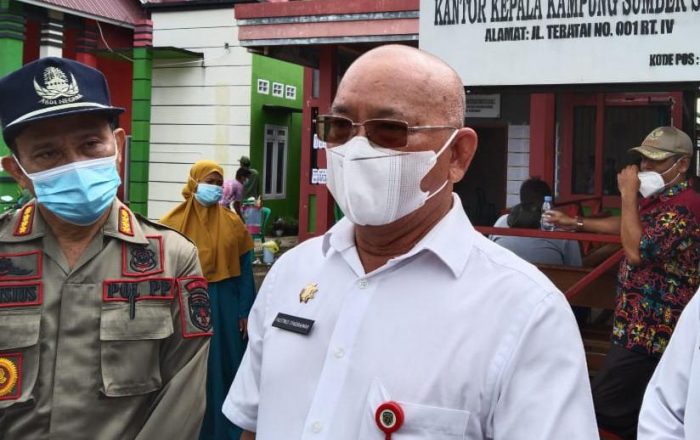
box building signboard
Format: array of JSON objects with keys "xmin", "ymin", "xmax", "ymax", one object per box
[{"xmin": 420, "ymin": 0, "xmax": 700, "ymax": 85}]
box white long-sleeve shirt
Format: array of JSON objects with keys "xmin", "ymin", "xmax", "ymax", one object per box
[
  {"xmin": 224, "ymin": 195, "xmax": 598, "ymax": 439},
  {"xmin": 638, "ymin": 288, "xmax": 700, "ymax": 440}
]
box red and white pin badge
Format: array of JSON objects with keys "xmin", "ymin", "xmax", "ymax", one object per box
[{"xmin": 375, "ymin": 401, "xmax": 404, "ymax": 440}]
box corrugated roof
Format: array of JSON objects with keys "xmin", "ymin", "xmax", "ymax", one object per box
[
  {"xmin": 143, "ymin": 0, "xmax": 254, "ymax": 7},
  {"xmin": 19, "ymin": 0, "xmax": 146, "ymax": 27}
]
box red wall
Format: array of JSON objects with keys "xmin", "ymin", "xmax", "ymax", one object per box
[{"xmin": 23, "ymin": 20, "xmax": 40, "ymax": 63}]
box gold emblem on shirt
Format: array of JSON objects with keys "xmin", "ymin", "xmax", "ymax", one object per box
[
  {"xmin": 14, "ymin": 203, "xmax": 34, "ymax": 236},
  {"xmin": 119, "ymin": 207, "xmax": 133, "ymax": 236},
  {"xmin": 0, "ymin": 357, "xmax": 19, "ymax": 398},
  {"xmin": 299, "ymin": 283, "xmax": 318, "ymax": 304}
]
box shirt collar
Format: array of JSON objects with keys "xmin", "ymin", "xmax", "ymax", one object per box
[
  {"xmin": 0, "ymin": 198, "xmax": 148, "ymax": 245},
  {"xmin": 322, "ymin": 194, "xmax": 475, "ymax": 278}
]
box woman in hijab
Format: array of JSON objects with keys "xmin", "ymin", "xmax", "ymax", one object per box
[{"xmin": 160, "ymin": 160, "xmax": 255, "ymax": 440}]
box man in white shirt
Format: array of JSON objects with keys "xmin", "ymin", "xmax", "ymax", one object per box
[
  {"xmin": 638, "ymin": 288, "xmax": 700, "ymax": 440},
  {"xmin": 223, "ymin": 44, "xmax": 597, "ymax": 440}
]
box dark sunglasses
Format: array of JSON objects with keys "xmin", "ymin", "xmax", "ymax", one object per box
[{"xmin": 316, "ymin": 114, "xmax": 458, "ymax": 149}]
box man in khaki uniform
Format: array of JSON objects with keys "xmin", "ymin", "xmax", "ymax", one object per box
[{"xmin": 0, "ymin": 57, "xmax": 211, "ymax": 439}]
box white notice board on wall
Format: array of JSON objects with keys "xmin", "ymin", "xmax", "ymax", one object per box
[{"xmin": 419, "ymin": 0, "xmax": 700, "ymax": 85}]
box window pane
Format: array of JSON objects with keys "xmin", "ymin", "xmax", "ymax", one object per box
[
  {"xmin": 571, "ymin": 106, "xmax": 596, "ymax": 195},
  {"xmin": 603, "ymin": 105, "xmax": 671, "ymax": 195},
  {"xmin": 276, "ymin": 141, "xmax": 285, "ymax": 194},
  {"xmin": 265, "ymin": 141, "xmax": 274, "ymax": 194}
]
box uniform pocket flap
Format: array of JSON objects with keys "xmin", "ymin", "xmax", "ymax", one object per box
[
  {"xmin": 100, "ymin": 304, "xmax": 174, "ymax": 341},
  {"xmin": 360, "ymin": 378, "xmax": 470, "ymax": 439},
  {"xmin": 0, "ymin": 311, "xmax": 41, "ymax": 350},
  {"xmin": 399, "ymin": 401, "xmax": 470, "ymax": 436}
]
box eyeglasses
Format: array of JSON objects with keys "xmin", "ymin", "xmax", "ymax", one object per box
[{"xmin": 316, "ymin": 115, "xmax": 458, "ymax": 149}]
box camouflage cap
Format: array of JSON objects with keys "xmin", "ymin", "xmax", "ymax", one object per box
[{"xmin": 629, "ymin": 126, "xmax": 693, "ymax": 161}]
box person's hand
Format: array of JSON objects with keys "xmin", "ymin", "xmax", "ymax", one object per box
[
  {"xmin": 239, "ymin": 317, "xmax": 248, "ymax": 340},
  {"xmin": 544, "ymin": 210, "xmax": 576, "ymax": 230},
  {"xmin": 617, "ymin": 165, "xmax": 640, "ymax": 198}
]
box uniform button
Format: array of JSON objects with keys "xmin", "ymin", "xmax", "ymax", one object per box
[
  {"xmin": 334, "ymin": 348, "xmax": 345, "ymax": 359},
  {"xmin": 312, "ymin": 421, "xmax": 322, "ymax": 433},
  {"xmin": 358, "ymin": 279, "xmax": 368, "ymax": 289}
]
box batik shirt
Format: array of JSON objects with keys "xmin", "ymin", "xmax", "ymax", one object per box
[{"xmin": 612, "ymin": 181, "xmax": 700, "ymax": 358}]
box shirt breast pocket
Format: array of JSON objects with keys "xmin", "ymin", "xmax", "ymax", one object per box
[
  {"xmin": 99, "ymin": 302, "xmax": 174, "ymax": 397},
  {"xmin": 0, "ymin": 310, "xmax": 41, "ymax": 409},
  {"xmin": 358, "ymin": 379, "xmax": 470, "ymax": 440}
]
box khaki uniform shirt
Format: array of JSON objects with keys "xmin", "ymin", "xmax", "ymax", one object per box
[{"xmin": 0, "ymin": 200, "xmax": 211, "ymax": 439}]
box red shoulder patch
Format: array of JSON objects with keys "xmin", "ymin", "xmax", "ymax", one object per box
[
  {"xmin": 13, "ymin": 204, "xmax": 35, "ymax": 237},
  {"xmin": 177, "ymin": 276, "xmax": 212, "ymax": 338}
]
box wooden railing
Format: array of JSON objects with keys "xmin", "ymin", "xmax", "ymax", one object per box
[
  {"xmin": 477, "ymin": 226, "xmax": 622, "ymax": 304},
  {"xmin": 476, "ymin": 226, "xmax": 624, "ymax": 375}
]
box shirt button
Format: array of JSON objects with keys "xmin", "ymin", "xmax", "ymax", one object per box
[
  {"xmin": 312, "ymin": 421, "xmax": 322, "ymax": 433},
  {"xmin": 334, "ymin": 348, "xmax": 345, "ymax": 359},
  {"xmin": 358, "ymin": 279, "xmax": 368, "ymax": 289}
]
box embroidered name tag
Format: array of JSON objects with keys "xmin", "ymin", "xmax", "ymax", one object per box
[
  {"xmin": 122, "ymin": 236, "xmax": 164, "ymax": 277},
  {"xmin": 103, "ymin": 278, "xmax": 175, "ymax": 302},
  {"xmin": 272, "ymin": 313, "xmax": 315, "ymax": 335},
  {"xmin": 0, "ymin": 282, "xmax": 42, "ymax": 307},
  {"xmin": 0, "ymin": 250, "xmax": 42, "ymax": 281}
]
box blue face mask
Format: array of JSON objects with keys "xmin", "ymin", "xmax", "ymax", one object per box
[
  {"xmin": 194, "ymin": 183, "xmax": 223, "ymax": 206},
  {"xmin": 15, "ymin": 152, "xmax": 121, "ymax": 226}
]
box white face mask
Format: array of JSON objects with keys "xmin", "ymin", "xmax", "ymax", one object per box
[
  {"xmin": 326, "ymin": 131, "xmax": 457, "ymax": 226},
  {"xmin": 637, "ymin": 158, "xmax": 681, "ymax": 198}
]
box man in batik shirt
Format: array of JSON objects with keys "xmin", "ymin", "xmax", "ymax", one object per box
[{"xmin": 547, "ymin": 126, "xmax": 700, "ymax": 440}]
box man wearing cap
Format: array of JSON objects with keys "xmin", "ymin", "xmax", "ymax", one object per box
[
  {"xmin": 238, "ymin": 155, "xmax": 260, "ymax": 200},
  {"xmin": 0, "ymin": 57, "xmax": 211, "ymax": 439},
  {"xmin": 548, "ymin": 126, "xmax": 700, "ymax": 439}
]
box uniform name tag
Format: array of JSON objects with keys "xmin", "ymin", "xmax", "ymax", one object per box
[
  {"xmin": 103, "ymin": 278, "xmax": 175, "ymax": 302},
  {"xmin": 0, "ymin": 282, "xmax": 42, "ymax": 307},
  {"xmin": 272, "ymin": 313, "xmax": 315, "ymax": 335}
]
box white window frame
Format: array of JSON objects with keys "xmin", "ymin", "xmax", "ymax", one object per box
[
  {"xmin": 257, "ymin": 79, "xmax": 269, "ymax": 94},
  {"xmin": 271, "ymin": 82, "xmax": 284, "ymax": 97},
  {"xmin": 285, "ymin": 85, "xmax": 297, "ymax": 100},
  {"xmin": 263, "ymin": 124, "xmax": 288, "ymax": 199}
]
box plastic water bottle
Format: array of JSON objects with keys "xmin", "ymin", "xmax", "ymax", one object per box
[{"xmin": 541, "ymin": 196, "xmax": 555, "ymax": 231}]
